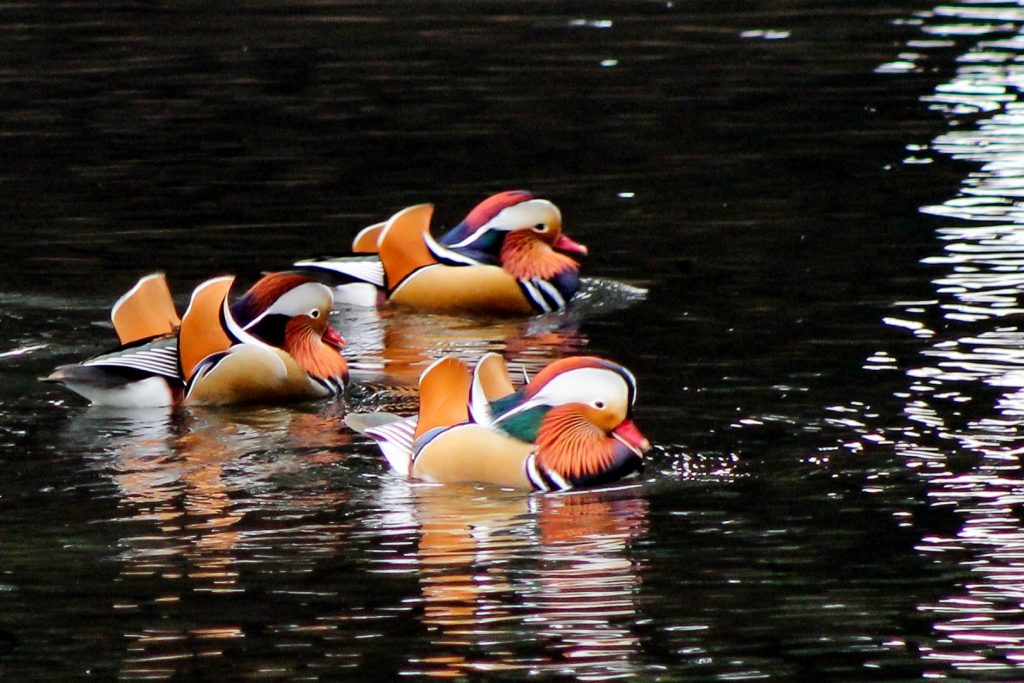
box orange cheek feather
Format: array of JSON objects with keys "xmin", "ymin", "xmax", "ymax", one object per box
[
  {"xmin": 535, "ymin": 405, "xmax": 617, "ymax": 481},
  {"xmin": 285, "ymin": 319, "xmax": 349, "ymax": 381},
  {"xmin": 500, "ymin": 231, "xmax": 579, "ymax": 281}
]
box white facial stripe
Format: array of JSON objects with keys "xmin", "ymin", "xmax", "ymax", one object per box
[
  {"xmin": 531, "ymin": 367, "xmax": 630, "ymax": 410},
  {"xmin": 481, "ymin": 199, "xmax": 561, "ymax": 232},
  {"xmin": 260, "ymin": 282, "xmax": 334, "ymax": 317},
  {"xmin": 224, "ymin": 294, "xmax": 271, "ymax": 348},
  {"xmin": 426, "ymin": 231, "xmax": 480, "ymax": 264}
]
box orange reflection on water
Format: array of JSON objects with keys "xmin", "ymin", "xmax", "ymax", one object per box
[
  {"xmin": 369, "ymin": 481, "xmax": 648, "ymax": 679},
  {"xmin": 64, "ymin": 405, "xmax": 353, "ymax": 680},
  {"xmin": 338, "ymin": 304, "xmax": 587, "ymax": 387}
]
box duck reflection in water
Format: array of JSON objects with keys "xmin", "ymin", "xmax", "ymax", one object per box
[
  {"xmin": 61, "ymin": 405, "xmax": 353, "ymax": 679},
  {"xmin": 332, "ymin": 251, "xmax": 645, "ymax": 389},
  {"xmin": 368, "ymin": 480, "xmax": 648, "ymax": 679},
  {"xmin": 337, "ymin": 302, "xmax": 588, "ymax": 388}
]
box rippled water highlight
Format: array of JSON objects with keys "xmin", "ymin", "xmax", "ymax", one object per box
[{"xmin": 823, "ymin": 3, "xmax": 1024, "ymax": 677}]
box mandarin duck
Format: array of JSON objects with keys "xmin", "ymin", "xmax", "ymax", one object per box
[
  {"xmin": 346, "ymin": 353, "xmax": 649, "ymax": 491},
  {"xmin": 295, "ymin": 190, "xmax": 588, "ymax": 315},
  {"xmin": 45, "ymin": 272, "xmax": 348, "ymax": 407}
]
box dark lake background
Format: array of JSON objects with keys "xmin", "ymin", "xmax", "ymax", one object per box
[{"xmin": 5, "ymin": 0, "xmax": 1024, "ymax": 679}]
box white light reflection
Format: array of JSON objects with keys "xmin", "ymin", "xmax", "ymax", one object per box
[
  {"xmin": 876, "ymin": 4, "xmax": 1024, "ymax": 675},
  {"xmin": 739, "ymin": 29, "xmax": 791, "ymax": 40}
]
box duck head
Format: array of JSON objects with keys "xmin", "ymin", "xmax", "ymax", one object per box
[
  {"xmin": 499, "ymin": 356, "xmax": 650, "ymax": 487},
  {"xmin": 437, "ymin": 191, "xmax": 588, "ymax": 279},
  {"xmin": 228, "ymin": 272, "xmax": 349, "ymax": 384}
]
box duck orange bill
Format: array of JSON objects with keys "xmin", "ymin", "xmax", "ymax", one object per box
[
  {"xmin": 323, "ymin": 326, "xmax": 346, "ymax": 350},
  {"xmin": 553, "ymin": 233, "xmax": 588, "ymax": 256},
  {"xmin": 611, "ymin": 419, "xmax": 651, "ymax": 455}
]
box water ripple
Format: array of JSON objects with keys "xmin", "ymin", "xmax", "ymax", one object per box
[
  {"xmin": 858, "ymin": 5, "xmax": 1024, "ymax": 674},
  {"xmin": 351, "ymin": 480, "xmax": 650, "ymax": 679}
]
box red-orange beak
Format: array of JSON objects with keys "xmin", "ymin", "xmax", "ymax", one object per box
[
  {"xmin": 322, "ymin": 325, "xmax": 346, "ymax": 350},
  {"xmin": 553, "ymin": 233, "xmax": 588, "ymax": 256},
  {"xmin": 611, "ymin": 419, "xmax": 651, "ymax": 456}
]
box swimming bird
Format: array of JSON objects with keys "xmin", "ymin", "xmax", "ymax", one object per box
[
  {"xmin": 346, "ymin": 353, "xmax": 649, "ymax": 491},
  {"xmin": 45, "ymin": 272, "xmax": 348, "ymax": 407},
  {"xmin": 186, "ymin": 272, "xmax": 349, "ymax": 405},
  {"xmin": 294, "ymin": 190, "xmax": 588, "ymax": 315}
]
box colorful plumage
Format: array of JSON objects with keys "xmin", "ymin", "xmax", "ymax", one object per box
[
  {"xmin": 45, "ymin": 272, "xmax": 349, "ymax": 407},
  {"xmin": 346, "ymin": 353, "xmax": 648, "ymax": 491},
  {"xmin": 295, "ymin": 191, "xmax": 588, "ymax": 315}
]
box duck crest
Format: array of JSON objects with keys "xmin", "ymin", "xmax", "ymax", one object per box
[
  {"xmin": 493, "ymin": 355, "xmax": 640, "ymax": 444},
  {"xmin": 499, "ymin": 230, "xmax": 580, "ymax": 281},
  {"xmin": 461, "ymin": 190, "xmax": 535, "ymax": 229},
  {"xmin": 524, "ymin": 356, "xmax": 636, "ymax": 403},
  {"xmin": 231, "ymin": 272, "xmax": 316, "ymax": 327},
  {"xmin": 434, "ymin": 190, "xmax": 540, "ymax": 261}
]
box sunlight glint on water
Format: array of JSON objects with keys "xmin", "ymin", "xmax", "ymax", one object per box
[{"xmin": 865, "ymin": 5, "xmax": 1024, "ymax": 676}]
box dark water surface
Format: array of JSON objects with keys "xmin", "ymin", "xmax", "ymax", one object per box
[{"xmin": 5, "ymin": 0, "xmax": 1024, "ymax": 680}]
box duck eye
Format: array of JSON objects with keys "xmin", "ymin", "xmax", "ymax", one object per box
[
  {"xmin": 309, "ymin": 309, "xmax": 320, "ymax": 318},
  {"xmin": 594, "ymin": 400, "xmax": 606, "ymax": 409},
  {"xmin": 532, "ymin": 223, "xmax": 546, "ymax": 232}
]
